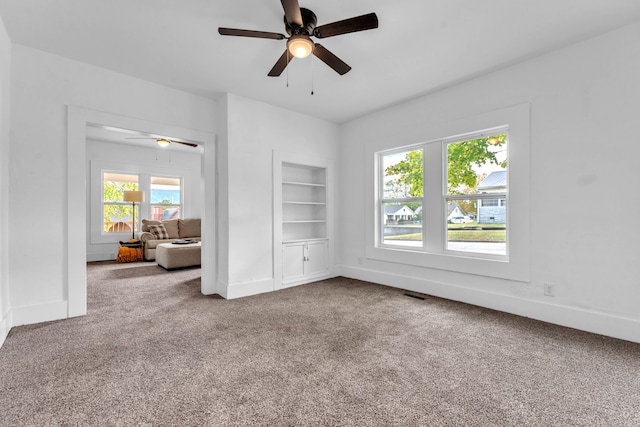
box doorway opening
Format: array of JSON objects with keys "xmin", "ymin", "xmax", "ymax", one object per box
[{"xmin": 67, "ymin": 106, "xmax": 217, "ymax": 318}]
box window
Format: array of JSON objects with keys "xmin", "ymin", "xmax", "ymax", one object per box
[
  {"xmin": 381, "ymin": 148, "xmax": 424, "ymax": 248},
  {"xmin": 377, "ymin": 127, "xmax": 509, "ymax": 259},
  {"xmin": 366, "ymin": 104, "xmax": 530, "ymax": 282},
  {"xmin": 150, "ymin": 176, "xmax": 182, "ymax": 221},
  {"xmin": 103, "ymin": 172, "xmax": 138, "ymax": 234},
  {"xmin": 445, "ymin": 131, "xmax": 508, "ymax": 256}
]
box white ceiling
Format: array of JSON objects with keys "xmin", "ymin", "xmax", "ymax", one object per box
[{"xmin": 1, "ymin": 0, "xmax": 640, "ymax": 124}]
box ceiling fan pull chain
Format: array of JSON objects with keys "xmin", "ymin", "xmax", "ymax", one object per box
[{"xmin": 311, "ymin": 54, "xmax": 314, "ymax": 95}]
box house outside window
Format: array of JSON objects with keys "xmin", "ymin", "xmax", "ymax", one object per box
[{"xmin": 103, "ymin": 172, "xmax": 138, "ymax": 233}]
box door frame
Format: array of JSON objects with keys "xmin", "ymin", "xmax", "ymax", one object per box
[{"xmin": 67, "ymin": 106, "xmax": 218, "ymax": 317}]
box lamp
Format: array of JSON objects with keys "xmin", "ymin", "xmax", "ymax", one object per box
[
  {"xmin": 287, "ymin": 35, "xmax": 314, "ymax": 58},
  {"xmin": 123, "ymin": 190, "xmax": 144, "ymax": 241},
  {"xmin": 157, "ymin": 138, "xmax": 171, "ymax": 148}
]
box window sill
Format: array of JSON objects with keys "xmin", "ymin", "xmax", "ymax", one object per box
[{"xmin": 365, "ymin": 245, "xmax": 528, "ymax": 282}]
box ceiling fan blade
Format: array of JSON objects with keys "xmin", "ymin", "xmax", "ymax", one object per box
[
  {"xmin": 268, "ymin": 50, "xmax": 293, "ymax": 77},
  {"xmin": 312, "ymin": 44, "xmax": 351, "ymax": 75},
  {"xmin": 218, "ymin": 27, "xmax": 286, "ymax": 40},
  {"xmin": 280, "ymin": 0, "xmax": 303, "ymax": 26},
  {"xmin": 173, "ymin": 140, "xmax": 199, "ymax": 148},
  {"xmin": 314, "ymin": 13, "xmax": 379, "ymax": 39},
  {"xmin": 125, "ymin": 137, "xmax": 197, "ymax": 148}
]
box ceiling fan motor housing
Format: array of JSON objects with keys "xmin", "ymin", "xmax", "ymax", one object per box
[{"xmin": 284, "ymin": 8, "xmax": 317, "ymax": 36}]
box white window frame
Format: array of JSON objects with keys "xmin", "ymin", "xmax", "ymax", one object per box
[{"xmin": 365, "ymin": 104, "xmax": 530, "ymax": 282}]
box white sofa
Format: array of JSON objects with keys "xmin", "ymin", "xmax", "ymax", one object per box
[{"xmin": 138, "ymin": 218, "xmax": 201, "ymax": 261}]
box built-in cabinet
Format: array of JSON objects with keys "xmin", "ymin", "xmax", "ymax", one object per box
[
  {"xmin": 282, "ymin": 240, "xmax": 328, "ymax": 284},
  {"xmin": 274, "ymin": 151, "xmax": 332, "ymax": 289}
]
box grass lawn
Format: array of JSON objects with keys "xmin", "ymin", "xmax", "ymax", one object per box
[{"xmin": 385, "ymin": 222, "xmax": 506, "ymax": 242}]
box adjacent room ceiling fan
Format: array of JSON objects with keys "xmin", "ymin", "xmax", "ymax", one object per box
[
  {"xmin": 218, "ymin": 0, "xmax": 378, "ymax": 76},
  {"xmin": 125, "ymin": 137, "xmax": 198, "ymax": 148}
]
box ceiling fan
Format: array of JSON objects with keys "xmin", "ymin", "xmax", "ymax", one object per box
[
  {"xmin": 125, "ymin": 137, "xmax": 199, "ymax": 148},
  {"xmin": 218, "ymin": 0, "xmax": 378, "ymax": 76}
]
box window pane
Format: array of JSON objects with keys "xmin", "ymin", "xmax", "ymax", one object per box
[
  {"xmin": 382, "ymin": 202, "xmax": 423, "ymax": 247},
  {"xmin": 150, "ymin": 205, "xmax": 181, "ymax": 221},
  {"xmin": 446, "ymin": 198, "xmax": 506, "ymax": 255},
  {"xmin": 382, "ymin": 149, "xmax": 423, "ymax": 199},
  {"xmin": 103, "ymin": 173, "xmax": 138, "ymax": 202},
  {"xmin": 103, "ymin": 173, "xmax": 138, "ymax": 233},
  {"xmin": 446, "ymin": 132, "xmax": 507, "ymax": 256},
  {"xmin": 104, "ymin": 205, "xmax": 134, "ymax": 233},
  {"xmin": 447, "ymin": 133, "xmax": 507, "ymax": 195},
  {"xmin": 150, "ymin": 177, "xmax": 181, "ymax": 220}
]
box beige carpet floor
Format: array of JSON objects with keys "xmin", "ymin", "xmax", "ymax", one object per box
[{"xmin": 0, "ymin": 261, "xmax": 639, "ymax": 426}]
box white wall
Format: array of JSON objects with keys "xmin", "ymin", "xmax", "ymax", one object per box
[
  {"xmin": 0, "ymin": 17, "xmax": 11, "ymax": 347},
  {"xmin": 85, "ymin": 140, "xmax": 203, "ymax": 262},
  {"xmin": 9, "ymin": 45, "xmax": 217, "ymax": 326},
  {"xmin": 220, "ymin": 93, "xmax": 339, "ymax": 298},
  {"xmin": 338, "ymin": 22, "xmax": 640, "ymax": 343}
]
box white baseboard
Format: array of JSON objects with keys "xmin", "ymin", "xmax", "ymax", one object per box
[
  {"xmin": 11, "ymin": 300, "xmax": 68, "ymax": 327},
  {"xmin": 87, "ymin": 252, "xmax": 116, "ymax": 262},
  {"xmin": 226, "ymin": 278, "xmax": 275, "ymax": 300},
  {"xmin": 0, "ymin": 307, "xmax": 11, "ymax": 348},
  {"xmin": 337, "ymin": 265, "xmax": 640, "ymax": 344}
]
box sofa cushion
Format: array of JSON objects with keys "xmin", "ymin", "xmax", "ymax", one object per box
[
  {"xmin": 142, "ymin": 219, "xmax": 179, "ymax": 238},
  {"xmin": 162, "ymin": 219, "xmax": 179, "ymax": 239},
  {"xmin": 178, "ymin": 218, "xmax": 201, "ymax": 238},
  {"xmin": 148, "ymin": 224, "xmax": 169, "ymax": 240}
]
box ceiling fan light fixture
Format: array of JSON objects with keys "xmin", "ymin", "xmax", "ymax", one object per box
[
  {"xmin": 157, "ymin": 138, "xmax": 171, "ymax": 148},
  {"xmin": 287, "ymin": 35, "xmax": 314, "ymax": 58}
]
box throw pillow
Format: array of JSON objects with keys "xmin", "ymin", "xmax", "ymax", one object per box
[
  {"xmin": 178, "ymin": 218, "xmax": 201, "ymax": 238},
  {"xmin": 142, "ymin": 219, "xmax": 161, "ymax": 233},
  {"xmin": 148, "ymin": 224, "xmax": 169, "ymax": 240}
]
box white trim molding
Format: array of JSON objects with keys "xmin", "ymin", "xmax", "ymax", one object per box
[
  {"xmin": 11, "ymin": 301, "xmax": 68, "ymax": 327},
  {"xmin": 227, "ymin": 278, "xmax": 275, "ymax": 300},
  {"xmin": 67, "ymin": 106, "xmax": 218, "ymax": 318},
  {"xmin": 0, "ymin": 307, "xmax": 11, "ymax": 348}
]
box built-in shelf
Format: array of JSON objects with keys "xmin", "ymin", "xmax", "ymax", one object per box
[
  {"xmin": 283, "ymin": 201, "xmax": 326, "ymax": 205},
  {"xmin": 274, "ymin": 152, "xmax": 332, "ymax": 290},
  {"xmin": 281, "ymin": 162, "xmax": 326, "ymax": 242},
  {"xmin": 283, "ymin": 237, "xmax": 328, "ymax": 244},
  {"xmin": 283, "ymin": 181, "xmax": 326, "ymax": 187}
]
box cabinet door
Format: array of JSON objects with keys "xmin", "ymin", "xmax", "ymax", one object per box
[
  {"xmin": 305, "ymin": 241, "xmax": 328, "ymax": 277},
  {"xmin": 282, "ymin": 243, "xmax": 305, "ymax": 283}
]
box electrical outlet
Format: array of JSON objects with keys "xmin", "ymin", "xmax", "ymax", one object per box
[
  {"xmin": 357, "ymin": 257, "xmax": 363, "ymax": 265},
  {"xmin": 544, "ymin": 283, "xmax": 555, "ymax": 297}
]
